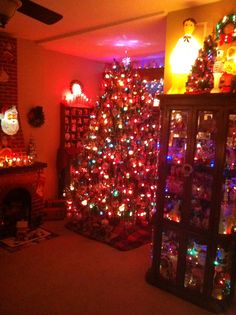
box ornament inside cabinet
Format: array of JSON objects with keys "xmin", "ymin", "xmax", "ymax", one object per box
[{"xmin": 146, "ymin": 94, "xmax": 236, "ymax": 313}]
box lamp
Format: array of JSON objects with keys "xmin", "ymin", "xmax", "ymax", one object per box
[
  {"xmin": 70, "ymin": 80, "xmax": 83, "ymax": 97},
  {"xmin": 0, "ymin": 0, "xmax": 22, "ymax": 28}
]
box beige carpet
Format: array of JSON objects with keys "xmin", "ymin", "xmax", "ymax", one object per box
[{"xmin": 0, "ymin": 219, "xmax": 235, "ymax": 315}]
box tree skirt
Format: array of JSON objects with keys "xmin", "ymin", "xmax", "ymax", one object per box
[{"xmin": 65, "ymin": 217, "xmax": 151, "ymax": 251}]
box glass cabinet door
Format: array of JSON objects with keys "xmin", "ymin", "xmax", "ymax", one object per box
[
  {"xmin": 190, "ymin": 111, "xmax": 217, "ymax": 230},
  {"xmin": 211, "ymin": 112, "xmax": 236, "ymax": 300},
  {"xmin": 212, "ymin": 244, "xmax": 232, "ymax": 300},
  {"xmin": 159, "ymin": 229, "xmax": 179, "ymax": 281},
  {"xmin": 184, "ymin": 238, "xmax": 207, "ymax": 292},
  {"xmin": 219, "ymin": 113, "xmax": 236, "ymax": 235},
  {"xmin": 164, "ymin": 110, "xmax": 189, "ymax": 222}
]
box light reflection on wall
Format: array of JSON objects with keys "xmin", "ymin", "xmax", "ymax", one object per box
[{"xmin": 97, "ymin": 37, "xmax": 165, "ymax": 68}]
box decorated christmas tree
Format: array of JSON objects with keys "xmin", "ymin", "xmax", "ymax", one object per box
[
  {"xmin": 186, "ymin": 35, "xmax": 217, "ymax": 93},
  {"xmin": 27, "ymin": 135, "xmax": 37, "ymax": 163},
  {"xmin": 64, "ymin": 58, "xmax": 160, "ymax": 249}
]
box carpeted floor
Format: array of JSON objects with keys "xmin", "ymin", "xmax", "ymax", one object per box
[{"xmin": 0, "ymin": 219, "xmax": 235, "ymax": 315}]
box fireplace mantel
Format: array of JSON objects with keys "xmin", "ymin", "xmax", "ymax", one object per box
[{"xmin": 0, "ymin": 161, "xmax": 47, "ymax": 175}]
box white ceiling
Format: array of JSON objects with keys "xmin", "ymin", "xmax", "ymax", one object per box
[{"xmin": 1, "ymin": 0, "xmax": 219, "ymax": 62}]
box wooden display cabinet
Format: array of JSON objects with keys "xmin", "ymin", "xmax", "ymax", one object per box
[
  {"xmin": 60, "ymin": 103, "xmax": 92, "ymax": 151},
  {"xmin": 57, "ymin": 103, "xmax": 92, "ymax": 197},
  {"xmin": 146, "ymin": 94, "xmax": 236, "ymax": 313}
]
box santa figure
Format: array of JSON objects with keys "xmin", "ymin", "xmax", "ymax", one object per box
[{"xmin": 0, "ymin": 105, "xmax": 19, "ymax": 135}]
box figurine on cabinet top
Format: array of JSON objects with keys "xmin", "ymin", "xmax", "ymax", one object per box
[
  {"xmin": 216, "ymin": 14, "xmax": 236, "ymax": 93},
  {"xmin": 168, "ymin": 18, "xmax": 200, "ymax": 94},
  {"xmin": 219, "ymin": 46, "xmax": 236, "ymax": 92}
]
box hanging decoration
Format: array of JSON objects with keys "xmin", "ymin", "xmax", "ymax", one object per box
[
  {"xmin": 0, "ymin": 66, "xmax": 9, "ymax": 83},
  {"xmin": 27, "ymin": 106, "xmax": 45, "ymax": 127},
  {"xmin": 27, "ymin": 136, "xmax": 37, "ymax": 163},
  {"xmin": 0, "ymin": 105, "xmax": 19, "ymax": 135},
  {"xmin": 36, "ymin": 171, "xmax": 46, "ymax": 197},
  {"xmin": 216, "ymin": 14, "xmax": 236, "ymax": 46}
]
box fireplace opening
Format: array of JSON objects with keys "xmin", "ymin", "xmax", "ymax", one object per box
[{"xmin": 1, "ymin": 188, "xmax": 31, "ymax": 237}]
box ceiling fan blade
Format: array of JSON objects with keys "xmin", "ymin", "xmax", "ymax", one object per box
[{"xmin": 17, "ymin": 0, "xmax": 63, "ymax": 25}]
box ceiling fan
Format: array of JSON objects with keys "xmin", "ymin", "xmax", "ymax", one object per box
[{"xmin": 0, "ymin": 0, "xmax": 63, "ymax": 28}]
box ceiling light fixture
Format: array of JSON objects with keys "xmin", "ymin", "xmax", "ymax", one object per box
[{"xmin": 0, "ymin": 0, "xmax": 22, "ymax": 28}]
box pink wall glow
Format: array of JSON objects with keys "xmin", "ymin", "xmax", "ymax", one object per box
[{"xmin": 17, "ymin": 39, "xmax": 104, "ymax": 199}]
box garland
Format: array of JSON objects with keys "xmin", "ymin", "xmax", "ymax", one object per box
[
  {"xmin": 27, "ymin": 106, "xmax": 45, "ymax": 127},
  {"xmin": 216, "ymin": 13, "xmax": 236, "ymax": 45}
]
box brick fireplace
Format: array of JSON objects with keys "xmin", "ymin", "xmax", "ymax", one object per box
[
  {"xmin": 0, "ymin": 35, "xmax": 47, "ymax": 237},
  {"xmin": 0, "ymin": 163, "xmax": 47, "ymax": 237}
]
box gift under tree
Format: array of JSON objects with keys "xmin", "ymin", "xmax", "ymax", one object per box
[{"xmin": 65, "ymin": 58, "xmax": 159, "ymax": 249}]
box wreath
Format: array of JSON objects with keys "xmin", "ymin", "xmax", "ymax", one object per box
[
  {"xmin": 27, "ymin": 106, "xmax": 45, "ymax": 127},
  {"xmin": 216, "ymin": 13, "xmax": 236, "ymax": 45}
]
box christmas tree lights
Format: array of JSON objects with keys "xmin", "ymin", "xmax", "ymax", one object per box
[
  {"xmin": 212, "ymin": 247, "xmax": 232, "ymax": 300},
  {"xmin": 186, "ymin": 35, "xmax": 217, "ymax": 94},
  {"xmin": 64, "ymin": 59, "xmax": 160, "ymax": 245},
  {"xmin": 184, "ymin": 240, "xmax": 207, "ymax": 292},
  {"xmin": 143, "ymin": 78, "xmax": 164, "ymax": 96}
]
